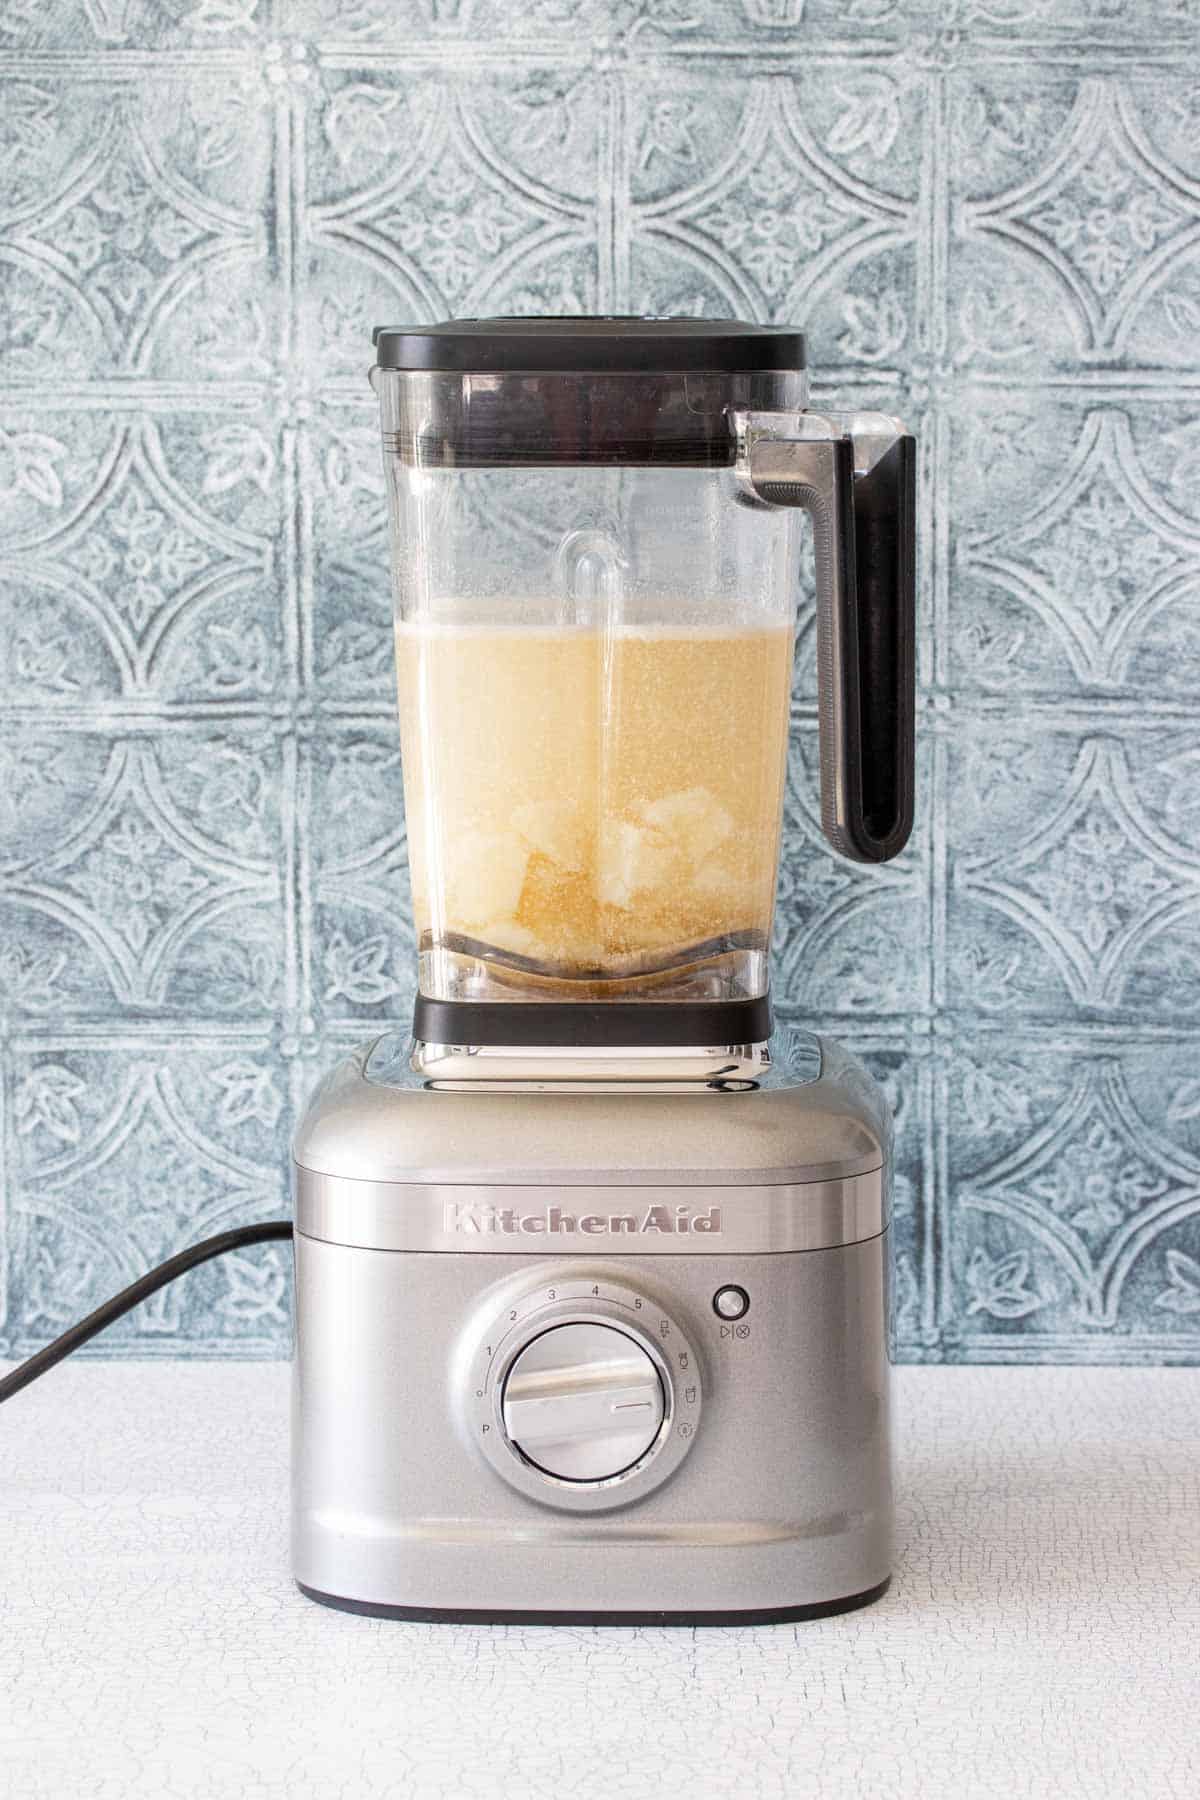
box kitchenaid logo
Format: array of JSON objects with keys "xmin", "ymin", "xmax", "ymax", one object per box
[{"xmin": 443, "ymin": 1202, "xmax": 723, "ymax": 1237}]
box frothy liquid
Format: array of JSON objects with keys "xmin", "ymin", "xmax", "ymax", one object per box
[{"xmin": 396, "ymin": 620, "xmax": 793, "ymax": 990}]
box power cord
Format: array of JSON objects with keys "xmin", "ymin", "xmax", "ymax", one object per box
[{"xmin": 0, "ymin": 1221, "xmax": 293, "ymax": 1405}]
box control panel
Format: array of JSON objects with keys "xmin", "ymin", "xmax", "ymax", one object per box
[
  {"xmin": 502, "ymin": 1321, "xmax": 665, "ymax": 1482},
  {"xmin": 467, "ymin": 1271, "xmax": 703, "ymax": 1512}
]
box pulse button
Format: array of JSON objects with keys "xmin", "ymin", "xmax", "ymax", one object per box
[{"xmin": 713, "ymin": 1285, "xmax": 749, "ymax": 1321}]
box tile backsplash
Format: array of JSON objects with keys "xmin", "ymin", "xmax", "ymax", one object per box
[{"xmin": 2, "ymin": 2, "xmax": 1199, "ymax": 1363}]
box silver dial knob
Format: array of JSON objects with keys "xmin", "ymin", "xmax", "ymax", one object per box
[{"xmin": 501, "ymin": 1322, "xmax": 665, "ymax": 1483}]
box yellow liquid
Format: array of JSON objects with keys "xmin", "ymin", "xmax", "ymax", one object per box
[{"xmin": 396, "ymin": 620, "xmax": 794, "ymax": 991}]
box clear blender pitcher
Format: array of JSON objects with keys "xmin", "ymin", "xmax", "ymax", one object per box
[{"xmin": 371, "ymin": 317, "xmax": 915, "ymax": 1051}]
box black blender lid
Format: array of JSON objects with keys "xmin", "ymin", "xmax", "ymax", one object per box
[{"xmin": 372, "ymin": 316, "xmax": 806, "ymax": 374}]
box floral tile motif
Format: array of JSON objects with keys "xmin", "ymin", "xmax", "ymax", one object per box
[
  {"xmin": 952, "ymin": 71, "xmax": 1200, "ymax": 370},
  {"xmin": 948, "ymin": 725, "xmax": 1200, "ymax": 1021},
  {"xmin": 630, "ymin": 63, "xmax": 922, "ymax": 211},
  {"xmin": 0, "ymin": 1, "xmax": 268, "ymax": 48},
  {"xmin": 288, "ymin": 0, "xmax": 865, "ymax": 44},
  {"xmin": 303, "ymin": 67, "xmax": 601, "ymax": 371},
  {"xmin": 7, "ymin": 1043, "xmax": 289, "ymax": 1356},
  {"xmin": 0, "ymin": 77, "xmax": 271, "ymax": 382},
  {"xmin": 630, "ymin": 73, "xmax": 917, "ymax": 353},
  {"xmin": 0, "ymin": 734, "xmax": 283, "ymax": 1016},
  {"xmin": 950, "ymin": 399, "xmax": 1200, "ymax": 698},
  {"xmin": 947, "ymin": 1042, "xmax": 1200, "ymax": 1357},
  {"xmin": 0, "ymin": 415, "xmax": 281, "ymax": 703}
]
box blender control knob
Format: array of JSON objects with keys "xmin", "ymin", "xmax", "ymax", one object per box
[{"xmin": 501, "ymin": 1322, "xmax": 666, "ymax": 1483}]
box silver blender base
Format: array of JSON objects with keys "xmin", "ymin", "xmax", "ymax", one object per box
[{"xmin": 290, "ymin": 1030, "xmax": 894, "ymax": 1623}]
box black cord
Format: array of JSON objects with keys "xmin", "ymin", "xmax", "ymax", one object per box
[{"xmin": 0, "ymin": 1221, "xmax": 293, "ymax": 1405}]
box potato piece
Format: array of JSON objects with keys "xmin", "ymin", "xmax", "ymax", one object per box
[
  {"xmin": 512, "ymin": 800, "xmax": 588, "ymax": 873},
  {"xmin": 640, "ymin": 787, "xmax": 734, "ymax": 868},
  {"xmin": 445, "ymin": 829, "xmax": 529, "ymax": 929},
  {"xmin": 475, "ymin": 918, "xmax": 542, "ymax": 959},
  {"xmin": 597, "ymin": 819, "xmax": 677, "ymax": 910}
]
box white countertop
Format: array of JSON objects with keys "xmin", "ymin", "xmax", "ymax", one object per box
[{"xmin": 2, "ymin": 1364, "xmax": 1197, "ymax": 1800}]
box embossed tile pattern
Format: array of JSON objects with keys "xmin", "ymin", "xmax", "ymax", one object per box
[{"xmin": 2, "ymin": 4, "xmax": 1199, "ymax": 1362}]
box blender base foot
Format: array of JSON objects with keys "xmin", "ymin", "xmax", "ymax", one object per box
[{"xmin": 295, "ymin": 1576, "xmax": 891, "ymax": 1626}]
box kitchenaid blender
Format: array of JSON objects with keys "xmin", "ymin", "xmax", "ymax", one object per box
[{"xmin": 291, "ymin": 318, "xmax": 915, "ymax": 1622}]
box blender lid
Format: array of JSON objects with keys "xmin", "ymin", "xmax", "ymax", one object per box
[{"xmin": 372, "ymin": 315, "xmax": 806, "ymax": 374}]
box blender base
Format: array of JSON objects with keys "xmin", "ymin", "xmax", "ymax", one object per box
[
  {"xmin": 291, "ymin": 1030, "xmax": 894, "ymax": 1626},
  {"xmin": 295, "ymin": 1578, "xmax": 891, "ymax": 1627}
]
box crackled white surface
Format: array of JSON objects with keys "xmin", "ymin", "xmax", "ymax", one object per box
[{"xmin": 2, "ymin": 1366, "xmax": 1197, "ymax": 1800}]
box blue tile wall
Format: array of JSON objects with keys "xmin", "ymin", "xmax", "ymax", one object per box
[{"xmin": 2, "ymin": 1, "xmax": 1199, "ymax": 1363}]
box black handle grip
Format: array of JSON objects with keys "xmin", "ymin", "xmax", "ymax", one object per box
[
  {"xmin": 834, "ymin": 434, "xmax": 916, "ymax": 863},
  {"xmin": 746, "ymin": 429, "xmax": 916, "ymax": 864}
]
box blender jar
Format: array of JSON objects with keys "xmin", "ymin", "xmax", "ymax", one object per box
[{"xmin": 371, "ymin": 318, "xmax": 915, "ymax": 1037}]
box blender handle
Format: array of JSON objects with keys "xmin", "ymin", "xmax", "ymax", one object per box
[{"xmin": 743, "ymin": 429, "xmax": 916, "ymax": 863}]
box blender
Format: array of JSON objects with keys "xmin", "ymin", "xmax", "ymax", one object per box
[{"xmin": 291, "ymin": 318, "xmax": 915, "ymax": 1622}]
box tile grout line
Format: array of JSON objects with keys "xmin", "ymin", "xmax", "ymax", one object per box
[
  {"xmin": 922, "ymin": 1052, "xmax": 942, "ymax": 1353},
  {"xmin": 930, "ymin": 727, "xmax": 951, "ymax": 1354},
  {"xmin": 13, "ymin": 1017, "xmax": 1200, "ymax": 1047},
  {"xmin": 9, "ymin": 700, "xmax": 1200, "ymax": 739},
  {"xmin": 273, "ymin": 65, "xmax": 303, "ymax": 1144},
  {"xmin": 611, "ymin": 52, "xmax": 630, "ymax": 312},
  {"xmin": 0, "ymin": 1024, "xmax": 7, "ymax": 1350},
  {"xmin": 288, "ymin": 60, "xmax": 318, "ymax": 1125},
  {"xmin": 595, "ymin": 53, "xmax": 616, "ymax": 310},
  {"xmin": 924, "ymin": 59, "xmax": 953, "ymax": 1354},
  {"xmin": 7, "ymin": 1026, "xmax": 281, "ymax": 1049},
  {"xmin": 6, "ymin": 698, "xmax": 1200, "ymax": 727},
  {"xmin": 303, "ymin": 37, "xmax": 1193, "ymax": 69}
]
